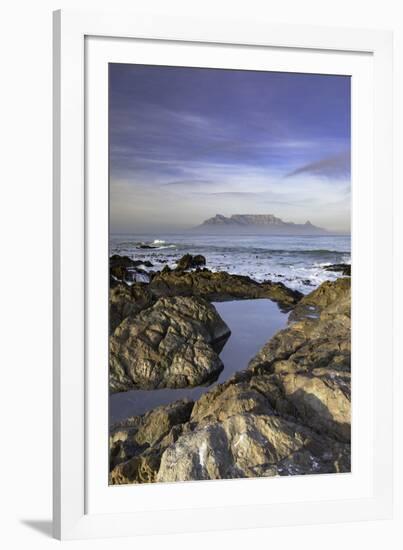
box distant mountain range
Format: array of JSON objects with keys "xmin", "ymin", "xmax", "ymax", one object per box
[{"xmin": 192, "ymin": 214, "xmax": 328, "ymax": 235}]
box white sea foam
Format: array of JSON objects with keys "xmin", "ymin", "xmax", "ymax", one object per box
[{"xmin": 110, "ymin": 233, "xmax": 351, "ymax": 293}]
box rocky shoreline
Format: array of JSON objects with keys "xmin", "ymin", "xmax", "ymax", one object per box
[{"xmin": 109, "ymin": 253, "xmax": 351, "ymax": 484}]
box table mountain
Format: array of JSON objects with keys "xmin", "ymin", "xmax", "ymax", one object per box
[{"xmin": 192, "ymin": 214, "xmax": 328, "ymax": 235}]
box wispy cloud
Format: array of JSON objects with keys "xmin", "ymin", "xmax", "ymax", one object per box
[
  {"xmin": 109, "ymin": 64, "xmax": 351, "ymax": 233},
  {"xmin": 285, "ymin": 151, "xmax": 351, "ymax": 179}
]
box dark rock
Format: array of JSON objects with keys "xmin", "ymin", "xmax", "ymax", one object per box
[
  {"xmin": 110, "ymin": 399, "xmax": 193, "ymax": 483},
  {"xmin": 109, "ymin": 296, "xmax": 231, "ymax": 392},
  {"xmin": 324, "ymin": 263, "xmax": 351, "ymax": 276},
  {"xmin": 110, "ymin": 255, "xmax": 138, "ymax": 283},
  {"xmin": 109, "ymin": 275, "xmax": 351, "ymax": 484},
  {"xmin": 110, "ymin": 254, "xmax": 141, "ymax": 269},
  {"xmin": 109, "ymin": 282, "xmax": 155, "ymax": 334},
  {"xmin": 175, "ymin": 254, "xmax": 207, "ymax": 271},
  {"xmin": 110, "ymin": 265, "xmax": 130, "ymax": 282},
  {"xmin": 110, "ymin": 255, "xmax": 153, "ymax": 284},
  {"xmin": 150, "ymin": 270, "xmax": 302, "ymax": 311}
]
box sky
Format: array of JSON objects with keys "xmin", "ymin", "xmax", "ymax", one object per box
[{"xmin": 109, "ymin": 64, "xmax": 351, "ymax": 234}]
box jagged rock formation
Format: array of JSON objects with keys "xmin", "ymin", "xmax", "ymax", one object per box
[
  {"xmin": 150, "ymin": 270, "xmax": 302, "ymax": 312},
  {"xmin": 109, "ymin": 282, "xmax": 155, "ymax": 334},
  {"xmin": 324, "ymin": 263, "xmax": 351, "ymax": 276},
  {"xmin": 157, "ymin": 413, "xmax": 349, "ymax": 482},
  {"xmin": 288, "ymin": 277, "xmax": 350, "ymax": 322},
  {"xmin": 110, "ymin": 399, "xmax": 194, "ymax": 483},
  {"xmin": 108, "ymin": 255, "xmax": 302, "ymax": 394},
  {"xmin": 109, "ymin": 254, "xmax": 302, "ymax": 313},
  {"xmin": 249, "ymin": 277, "xmax": 351, "ymax": 441},
  {"xmin": 109, "ymin": 278, "xmax": 351, "ymax": 483},
  {"xmin": 110, "ymin": 254, "xmax": 153, "ymax": 286}
]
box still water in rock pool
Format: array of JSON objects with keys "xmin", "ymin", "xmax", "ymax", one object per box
[{"xmin": 109, "ymin": 299, "xmax": 288, "ymax": 423}]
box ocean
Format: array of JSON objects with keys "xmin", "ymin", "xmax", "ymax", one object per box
[{"xmin": 110, "ymin": 233, "xmax": 351, "ymax": 294}]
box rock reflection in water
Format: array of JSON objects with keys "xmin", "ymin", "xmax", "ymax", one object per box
[{"xmin": 109, "ymin": 298, "xmax": 287, "ymax": 423}]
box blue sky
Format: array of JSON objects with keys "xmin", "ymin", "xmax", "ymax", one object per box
[{"xmin": 109, "ymin": 64, "xmax": 350, "ymax": 233}]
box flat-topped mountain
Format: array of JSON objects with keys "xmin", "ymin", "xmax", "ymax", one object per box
[{"xmin": 192, "ymin": 214, "xmax": 328, "ymax": 235}]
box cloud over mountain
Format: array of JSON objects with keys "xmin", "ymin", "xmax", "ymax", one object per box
[{"xmin": 109, "ymin": 64, "xmax": 351, "ymax": 233}]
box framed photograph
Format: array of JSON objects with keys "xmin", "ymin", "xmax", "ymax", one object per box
[{"xmin": 53, "ymin": 10, "xmax": 393, "ymax": 540}]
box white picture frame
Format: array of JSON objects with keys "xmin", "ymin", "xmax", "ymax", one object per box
[{"xmin": 53, "ymin": 9, "xmax": 393, "ymax": 540}]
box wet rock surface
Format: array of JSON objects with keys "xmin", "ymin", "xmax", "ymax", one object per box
[
  {"xmin": 110, "ymin": 255, "xmax": 138, "ymax": 285},
  {"xmin": 150, "ymin": 269, "xmax": 302, "ymax": 311},
  {"xmin": 175, "ymin": 253, "xmax": 207, "ymax": 271},
  {"xmin": 110, "ymin": 255, "xmax": 154, "ymax": 286},
  {"xmin": 110, "ymin": 254, "xmax": 141, "ymax": 269},
  {"xmin": 324, "ymin": 263, "xmax": 351, "ymax": 276},
  {"xmin": 109, "ymin": 278, "xmax": 351, "ymax": 483}
]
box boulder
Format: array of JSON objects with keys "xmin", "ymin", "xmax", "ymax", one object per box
[
  {"xmin": 110, "ymin": 399, "xmax": 193, "ymax": 483},
  {"xmin": 273, "ymin": 371, "xmax": 350, "ymax": 441},
  {"xmin": 142, "ymin": 260, "xmax": 154, "ymax": 268},
  {"xmin": 156, "ymin": 413, "xmax": 350, "ymax": 482},
  {"xmin": 288, "ymin": 277, "xmax": 350, "ymax": 322},
  {"xmin": 109, "ymin": 296, "xmax": 231, "ymax": 392},
  {"xmin": 110, "ymin": 255, "xmax": 153, "ymax": 284},
  {"xmin": 190, "ymin": 376, "xmax": 273, "ymax": 423},
  {"xmin": 110, "ymin": 254, "xmax": 141, "ymax": 269},
  {"xmin": 175, "ymin": 254, "xmax": 207, "ymax": 271},
  {"xmin": 109, "ymin": 282, "xmax": 155, "ymax": 334},
  {"xmin": 109, "ymin": 278, "xmax": 351, "ymax": 483},
  {"xmin": 110, "ymin": 265, "xmax": 130, "ymax": 282},
  {"xmin": 324, "ymin": 263, "xmax": 351, "ymax": 276},
  {"xmin": 110, "ymin": 255, "xmax": 135, "ymax": 284},
  {"xmin": 249, "ymin": 278, "xmax": 351, "ymax": 441}
]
